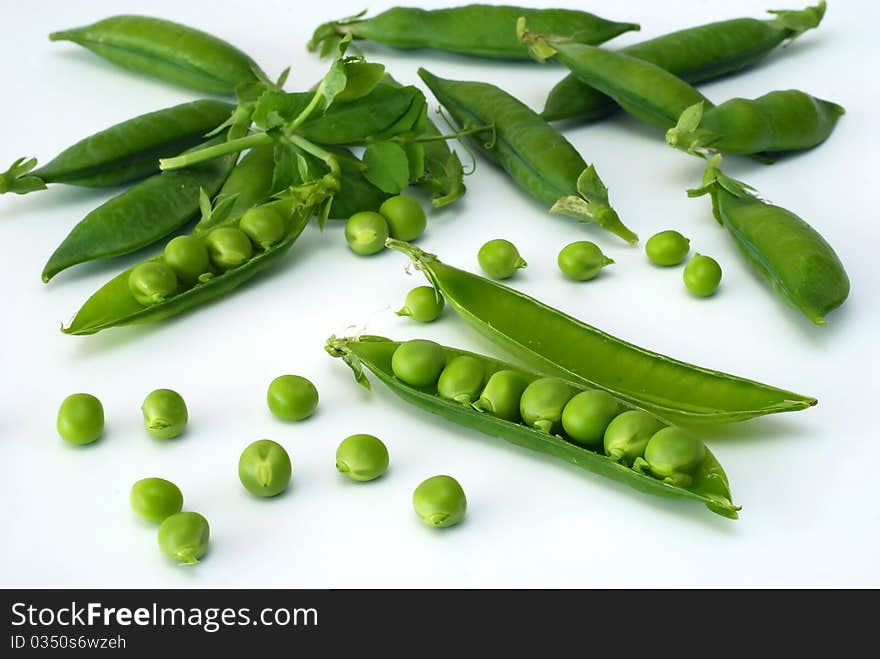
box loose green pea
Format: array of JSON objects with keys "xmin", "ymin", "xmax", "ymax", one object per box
[
  {"xmin": 205, "ymin": 226, "xmax": 253, "ymax": 270},
  {"xmin": 603, "ymin": 410, "xmax": 664, "ymax": 466},
  {"xmin": 141, "ymin": 389, "xmax": 188, "ymax": 439},
  {"xmin": 57, "ymin": 393, "xmax": 104, "ymax": 445},
  {"xmin": 396, "ymin": 286, "xmax": 444, "ymax": 323},
  {"xmin": 158, "ymin": 512, "xmax": 210, "ymax": 565},
  {"xmin": 557, "ymin": 241, "xmax": 613, "ymax": 281},
  {"xmin": 412, "ymin": 475, "xmax": 467, "ymax": 529},
  {"xmin": 128, "ymin": 261, "xmax": 178, "ymax": 306},
  {"xmin": 561, "ymin": 390, "xmax": 620, "ymax": 447},
  {"xmin": 238, "ymin": 439, "xmax": 292, "ymax": 497},
  {"xmin": 472, "ymin": 369, "xmax": 530, "ymax": 422},
  {"xmin": 239, "ymin": 205, "xmax": 285, "ymax": 251},
  {"xmin": 380, "ymin": 194, "xmax": 426, "ymax": 241},
  {"xmin": 164, "ymin": 235, "xmax": 210, "ymax": 284},
  {"xmin": 267, "ymin": 375, "xmax": 318, "ymax": 421},
  {"xmin": 646, "ymin": 230, "xmax": 691, "ymax": 266},
  {"xmin": 437, "ymin": 356, "xmax": 484, "ymax": 405},
  {"xmin": 638, "ymin": 426, "xmax": 706, "ymax": 488},
  {"xmin": 520, "ymin": 378, "xmax": 576, "ymax": 434},
  {"xmin": 130, "ymin": 477, "xmax": 183, "ymax": 523},
  {"xmin": 391, "ymin": 339, "xmax": 447, "ymax": 389},
  {"xmin": 345, "ymin": 211, "xmax": 389, "ymax": 256},
  {"xmin": 336, "ymin": 434, "xmax": 389, "ymax": 482},
  {"xmin": 684, "ymin": 254, "xmax": 722, "ymax": 296},
  {"xmin": 478, "ymin": 239, "xmax": 526, "ymax": 280}
]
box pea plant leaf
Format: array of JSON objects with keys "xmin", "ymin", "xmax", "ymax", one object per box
[
  {"xmin": 272, "ymin": 142, "xmax": 299, "ymax": 193},
  {"xmin": 319, "ymin": 34, "xmax": 353, "ymax": 111},
  {"xmin": 403, "ymin": 142, "xmax": 425, "ymax": 182},
  {"xmin": 253, "ymin": 91, "xmax": 311, "ymax": 131},
  {"xmin": 363, "ymin": 142, "xmax": 410, "ymax": 194},
  {"xmin": 335, "ymin": 62, "xmax": 386, "ymax": 103}
]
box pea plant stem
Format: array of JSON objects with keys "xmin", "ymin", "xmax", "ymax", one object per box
[{"xmin": 159, "ymin": 133, "xmax": 272, "ymax": 171}]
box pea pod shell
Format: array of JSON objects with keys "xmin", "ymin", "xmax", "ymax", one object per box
[
  {"xmin": 689, "ymin": 157, "xmax": 849, "ymax": 325},
  {"xmin": 309, "ymin": 6, "xmax": 639, "ymax": 60},
  {"xmin": 541, "ymin": 3, "xmax": 826, "ymax": 123},
  {"xmin": 326, "ymin": 335, "xmax": 739, "ymax": 520},
  {"xmin": 387, "ymin": 240, "xmax": 816, "ymax": 425},
  {"xmin": 50, "ymin": 15, "xmax": 266, "ymax": 94},
  {"xmin": 42, "ymin": 149, "xmax": 236, "ymax": 282},
  {"xmin": 62, "ymin": 198, "xmax": 310, "ymax": 335}
]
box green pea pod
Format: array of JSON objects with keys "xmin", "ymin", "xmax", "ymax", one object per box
[
  {"xmin": 326, "ymin": 335, "xmax": 739, "ymax": 519},
  {"xmin": 521, "ymin": 20, "xmax": 710, "ymax": 129},
  {"xmin": 418, "ymin": 69, "xmax": 636, "ymax": 244},
  {"xmin": 309, "ymin": 5, "xmax": 638, "ymax": 60},
  {"xmin": 688, "ymin": 156, "xmax": 849, "ymax": 325},
  {"xmin": 62, "ymin": 197, "xmax": 312, "ymax": 335},
  {"xmin": 667, "ymin": 92, "xmax": 844, "ymax": 157},
  {"xmin": 50, "ymin": 15, "xmax": 267, "ymax": 94},
  {"xmin": 327, "ymin": 151, "xmax": 391, "ymax": 219},
  {"xmin": 0, "ymin": 100, "xmax": 234, "ymax": 195},
  {"xmin": 541, "ymin": 2, "xmax": 826, "ymax": 123},
  {"xmin": 386, "ymin": 240, "xmax": 817, "ymax": 425},
  {"xmin": 42, "ymin": 142, "xmax": 237, "ymax": 282}
]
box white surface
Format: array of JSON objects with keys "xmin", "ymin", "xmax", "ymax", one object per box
[{"xmin": 1, "ymin": 0, "xmax": 877, "ymax": 588}]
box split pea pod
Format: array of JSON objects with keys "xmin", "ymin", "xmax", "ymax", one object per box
[
  {"xmin": 521, "ymin": 21, "xmax": 711, "ymax": 129},
  {"xmin": 308, "ymin": 5, "xmax": 639, "ymax": 60},
  {"xmin": 386, "ymin": 240, "xmax": 816, "ymax": 425},
  {"xmin": 62, "ymin": 196, "xmax": 313, "ymax": 335},
  {"xmin": 50, "ymin": 15, "xmax": 267, "ymax": 94},
  {"xmin": 42, "ymin": 141, "xmax": 237, "ymax": 282},
  {"xmin": 326, "ymin": 335, "xmax": 739, "ymax": 519},
  {"xmin": 541, "ymin": 3, "xmax": 826, "ymax": 123},
  {"xmin": 0, "ymin": 99, "xmax": 234, "ymax": 195},
  {"xmin": 688, "ymin": 156, "xmax": 849, "ymax": 325},
  {"xmin": 418, "ymin": 68, "xmax": 637, "ymax": 244},
  {"xmin": 667, "ymin": 92, "xmax": 844, "ymax": 157}
]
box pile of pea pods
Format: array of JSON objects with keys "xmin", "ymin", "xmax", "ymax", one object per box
[{"xmin": 3, "ymin": 4, "xmax": 858, "ymax": 547}]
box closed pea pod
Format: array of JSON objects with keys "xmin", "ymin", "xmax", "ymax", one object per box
[
  {"xmin": 667, "ymin": 92, "xmax": 844, "ymax": 157},
  {"xmin": 688, "ymin": 156, "xmax": 849, "ymax": 324},
  {"xmin": 418, "ymin": 69, "xmax": 637, "ymax": 244},
  {"xmin": 540, "ymin": 3, "xmax": 826, "ymax": 123},
  {"xmin": 0, "ymin": 99, "xmax": 234, "ymax": 195},
  {"xmin": 50, "ymin": 15, "xmax": 267, "ymax": 94},
  {"xmin": 326, "ymin": 335, "xmax": 740, "ymax": 519},
  {"xmin": 201, "ymin": 145, "xmax": 281, "ymax": 232},
  {"xmin": 438, "ymin": 355, "xmax": 484, "ymax": 405},
  {"xmin": 309, "ymin": 5, "xmax": 638, "ymax": 60}
]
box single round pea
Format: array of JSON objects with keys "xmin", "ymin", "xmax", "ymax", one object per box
[
  {"xmin": 561, "ymin": 390, "xmax": 620, "ymax": 447},
  {"xmin": 379, "ymin": 194, "xmax": 426, "ymax": 241},
  {"xmin": 646, "ymin": 230, "xmax": 690, "ymax": 266},
  {"xmin": 396, "ymin": 286, "xmax": 444, "ymax": 323},
  {"xmin": 238, "ymin": 439, "xmax": 292, "ymax": 497},
  {"xmin": 128, "ymin": 261, "xmax": 178, "ymax": 306},
  {"xmin": 130, "ymin": 477, "xmax": 183, "ymax": 523},
  {"xmin": 240, "ymin": 206, "xmax": 285, "ymax": 251},
  {"xmin": 437, "ymin": 356, "xmax": 484, "ymax": 405},
  {"xmin": 557, "ymin": 241, "xmax": 614, "ymax": 281},
  {"xmin": 391, "ymin": 339, "xmax": 447, "ymax": 389},
  {"xmin": 267, "ymin": 375, "xmax": 318, "ymax": 421},
  {"xmin": 603, "ymin": 410, "xmax": 665, "ymax": 465},
  {"xmin": 472, "ymin": 370, "xmax": 530, "ymax": 422},
  {"xmin": 684, "ymin": 254, "xmax": 722, "ymax": 297},
  {"xmin": 412, "ymin": 475, "xmax": 467, "ymax": 529},
  {"xmin": 205, "ymin": 226, "xmax": 253, "ymax": 270},
  {"xmin": 164, "ymin": 235, "xmax": 210, "ymax": 284},
  {"xmin": 56, "ymin": 393, "xmax": 104, "ymax": 445},
  {"xmin": 141, "ymin": 389, "xmax": 188, "ymax": 439},
  {"xmin": 336, "ymin": 434, "xmax": 389, "ymax": 482},
  {"xmin": 158, "ymin": 512, "xmax": 210, "ymax": 565},
  {"xmin": 345, "ymin": 211, "xmax": 389, "ymax": 256},
  {"xmin": 642, "ymin": 426, "xmax": 706, "ymax": 487},
  {"xmin": 520, "ymin": 378, "xmax": 576, "ymax": 434},
  {"xmin": 478, "ymin": 239, "xmax": 526, "ymax": 280}
]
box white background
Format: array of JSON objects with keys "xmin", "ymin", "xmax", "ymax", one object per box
[{"xmin": 1, "ymin": 0, "xmax": 877, "ymax": 588}]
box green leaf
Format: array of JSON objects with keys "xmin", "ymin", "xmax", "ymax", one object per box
[
  {"xmin": 320, "ymin": 34, "xmax": 353, "ymax": 111},
  {"xmin": 404, "ymin": 143, "xmax": 425, "ymax": 182},
  {"xmin": 335, "ymin": 62, "xmax": 386, "ymax": 103},
  {"xmin": 363, "ymin": 142, "xmax": 410, "ymax": 194},
  {"xmin": 253, "ymin": 91, "xmax": 311, "ymax": 130},
  {"xmin": 575, "ymin": 165, "xmax": 609, "ymax": 204},
  {"xmin": 272, "ymin": 142, "xmax": 298, "ymax": 193}
]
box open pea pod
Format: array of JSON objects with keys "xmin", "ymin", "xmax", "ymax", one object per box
[
  {"xmin": 387, "ymin": 240, "xmax": 817, "ymax": 425},
  {"xmin": 62, "ymin": 196, "xmax": 312, "ymax": 335},
  {"xmin": 326, "ymin": 335, "xmax": 739, "ymax": 519}
]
